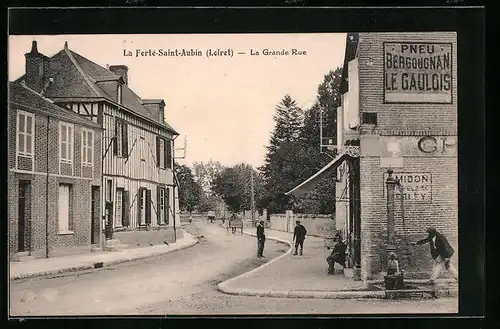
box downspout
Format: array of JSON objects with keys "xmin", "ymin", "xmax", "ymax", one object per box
[
  {"xmin": 172, "ymin": 134, "xmax": 179, "ymax": 243},
  {"xmin": 45, "ymin": 116, "xmax": 50, "ymax": 258}
]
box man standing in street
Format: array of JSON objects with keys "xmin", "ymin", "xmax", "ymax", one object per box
[
  {"xmin": 293, "ymin": 220, "xmax": 307, "ymax": 256},
  {"xmin": 256, "ymin": 220, "xmax": 266, "ymax": 258},
  {"xmin": 411, "ymin": 227, "xmax": 458, "ymax": 284}
]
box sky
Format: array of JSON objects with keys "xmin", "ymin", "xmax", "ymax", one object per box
[{"xmin": 8, "ymin": 33, "xmax": 346, "ymax": 168}]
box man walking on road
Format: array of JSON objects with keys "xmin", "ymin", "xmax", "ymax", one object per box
[
  {"xmin": 256, "ymin": 220, "xmax": 266, "ymax": 258},
  {"xmin": 411, "ymin": 227, "xmax": 458, "ymax": 284},
  {"xmin": 293, "ymin": 220, "xmax": 307, "ymax": 256}
]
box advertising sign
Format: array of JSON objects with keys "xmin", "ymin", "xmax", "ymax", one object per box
[
  {"xmin": 383, "ymin": 172, "xmax": 432, "ymax": 203},
  {"xmin": 384, "ymin": 42, "xmax": 453, "ymax": 103}
]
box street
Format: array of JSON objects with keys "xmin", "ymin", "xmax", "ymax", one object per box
[{"xmin": 9, "ymin": 222, "xmax": 457, "ymax": 316}]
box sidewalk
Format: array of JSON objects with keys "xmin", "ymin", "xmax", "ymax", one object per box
[
  {"xmin": 218, "ymin": 228, "xmax": 458, "ymax": 299},
  {"xmin": 10, "ymin": 230, "xmax": 198, "ymax": 281}
]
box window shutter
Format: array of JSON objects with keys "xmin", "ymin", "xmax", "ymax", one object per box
[
  {"xmin": 157, "ymin": 186, "xmax": 161, "ymax": 225},
  {"xmin": 137, "ymin": 188, "xmax": 143, "ymax": 226},
  {"xmin": 166, "ymin": 140, "xmax": 172, "ymax": 169},
  {"xmin": 163, "ymin": 140, "xmax": 170, "ymax": 168},
  {"xmin": 165, "ymin": 187, "xmax": 170, "ymax": 225},
  {"xmin": 156, "ymin": 136, "xmax": 160, "ymax": 168},
  {"xmin": 122, "ymin": 122, "xmax": 128, "ymax": 158},
  {"xmin": 113, "ymin": 121, "xmax": 118, "ymax": 155},
  {"xmin": 123, "ymin": 190, "xmax": 130, "ymax": 227},
  {"xmin": 145, "ymin": 189, "xmax": 152, "ymax": 225}
]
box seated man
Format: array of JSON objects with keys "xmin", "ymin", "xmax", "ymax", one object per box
[
  {"xmin": 385, "ymin": 252, "xmax": 404, "ymax": 290},
  {"xmin": 326, "ymin": 234, "xmax": 346, "ymax": 274}
]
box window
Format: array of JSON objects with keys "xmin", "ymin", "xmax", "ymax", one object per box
[
  {"xmin": 156, "ymin": 137, "xmax": 169, "ymax": 169},
  {"xmin": 81, "ymin": 129, "xmax": 94, "ymax": 166},
  {"xmin": 115, "ymin": 188, "xmax": 124, "ymax": 227},
  {"xmin": 159, "ymin": 188, "xmax": 165, "ymax": 224},
  {"xmin": 58, "ymin": 184, "xmax": 73, "ymax": 233},
  {"xmin": 59, "ymin": 122, "xmax": 74, "ymax": 163},
  {"xmin": 117, "ymin": 85, "xmax": 122, "ymax": 105},
  {"xmin": 106, "ymin": 179, "xmax": 112, "ymax": 202},
  {"xmin": 166, "ymin": 140, "xmax": 172, "ymax": 169},
  {"xmin": 114, "ymin": 120, "xmax": 128, "ymax": 158},
  {"xmin": 17, "ymin": 111, "xmax": 35, "ymax": 157},
  {"xmin": 362, "ymin": 112, "xmax": 377, "ymax": 125},
  {"xmin": 159, "ymin": 138, "xmax": 165, "ymax": 168}
]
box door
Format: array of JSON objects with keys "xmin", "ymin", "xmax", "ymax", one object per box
[
  {"xmin": 18, "ymin": 180, "xmax": 31, "ymax": 252},
  {"xmin": 91, "ymin": 186, "xmax": 100, "ymax": 244},
  {"xmin": 348, "ymin": 157, "xmax": 361, "ymax": 269}
]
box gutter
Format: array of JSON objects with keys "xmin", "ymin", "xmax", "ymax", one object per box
[{"xmin": 172, "ymin": 134, "xmax": 179, "ymax": 242}]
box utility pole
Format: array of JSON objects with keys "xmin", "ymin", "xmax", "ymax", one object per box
[{"xmin": 250, "ymin": 167, "xmax": 255, "ymax": 226}]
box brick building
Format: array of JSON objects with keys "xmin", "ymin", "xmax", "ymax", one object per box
[
  {"xmin": 287, "ymin": 32, "xmax": 457, "ymax": 281},
  {"xmin": 8, "ymin": 81, "xmax": 103, "ymax": 259},
  {"xmin": 14, "ymin": 41, "xmax": 182, "ymax": 248}
]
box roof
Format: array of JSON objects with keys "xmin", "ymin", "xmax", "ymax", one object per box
[
  {"xmin": 16, "ymin": 42, "xmax": 178, "ymax": 135},
  {"xmin": 285, "ymin": 151, "xmax": 349, "ymax": 198},
  {"xmin": 8, "ymin": 81, "xmax": 101, "ymax": 129},
  {"xmin": 340, "ymin": 33, "xmax": 359, "ymax": 94}
]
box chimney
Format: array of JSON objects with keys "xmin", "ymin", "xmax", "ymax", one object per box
[
  {"xmin": 24, "ymin": 41, "xmax": 49, "ymax": 93},
  {"xmin": 142, "ymin": 99, "xmax": 166, "ymax": 123},
  {"xmin": 109, "ymin": 65, "xmax": 129, "ymax": 85}
]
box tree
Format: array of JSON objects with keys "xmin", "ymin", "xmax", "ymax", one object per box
[
  {"xmin": 295, "ymin": 68, "xmax": 343, "ymax": 214},
  {"xmin": 175, "ymin": 163, "xmax": 203, "ymax": 213},
  {"xmin": 212, "ymin": 166, "xmax": 247, "ymax": 214},
  {"xmin": 192, "ymin": 160, "xmax": 223, "ymax": 196},
  {"xmin": 259, "ymin": 95, "xmax": 305, "ymax": 213}
]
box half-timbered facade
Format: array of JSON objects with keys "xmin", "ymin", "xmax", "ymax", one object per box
[{"xmin": 15, "ymin": 41, "xmax": 180, "ymax": 237}]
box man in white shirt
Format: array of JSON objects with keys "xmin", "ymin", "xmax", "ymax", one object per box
[{"xmin": 411, "ymin": 227, "xmax": 458, "ymax": 284}]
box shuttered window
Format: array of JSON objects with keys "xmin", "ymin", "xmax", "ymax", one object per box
[
  {"xmin": 59, "ymin": 122, "xmax": 74, "ymax": 164},
  {"xmin": 114, "ymin": 119, "xmax": 128, "ymax": 158},
  {"xmin": 17, "ymin": 111, "xmax": 35, "ymax": 157},
  {"xmin": 81, "ymin": 129, "xmax": 94, "ymax": 166}
]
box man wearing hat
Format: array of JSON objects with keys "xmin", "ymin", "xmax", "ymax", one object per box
[
  {"xmin": 326, "ymin": 232, "xmax": 346, "ymax": 274},
  {"xmin": 411, "ymin": 227, "xmax": 458, "ymax": 284},
  {"xmin": 256, "ymin": 220, "xmax": 266, "ymax": 258},
  {"xmin": 293, "ymin": 220, "xmax": 307, "ymax": 256}
]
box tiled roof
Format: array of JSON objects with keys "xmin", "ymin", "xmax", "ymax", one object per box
[
  {"xmin": 9, "ymin": 81, "xmax": 101, "ymax": 129},
  {"xmin": 17, "ymin": 44, "xmax": 178, "ymax": 135}
]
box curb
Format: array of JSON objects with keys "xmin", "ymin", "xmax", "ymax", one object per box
[
  {"xmin": 217, "ymin": 231, "xmax": 293, "ymax": 293},
  {"xmin": 10, "ymin": 231, "xmax": 199, "ymax": 281},
  {"xmin": 217, "ymin": 230, "xmax": 458, "ymax": 300},
  {"xmin": 218, "ymin": 286, "xmax": 458, "ymax": 300}
]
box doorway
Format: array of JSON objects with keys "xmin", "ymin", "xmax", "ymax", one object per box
[
  {"xmin": 91, "ymin": 186, "xmax": 100, "ymax": 244},
  {"xmin": 18, "ymin": 180, "xmax": 32, "ymax": 252}
]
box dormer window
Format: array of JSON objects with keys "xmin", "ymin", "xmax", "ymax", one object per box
[{"xmin": 117, "ymin": 84, "xmax": 122, "ymax": 104}]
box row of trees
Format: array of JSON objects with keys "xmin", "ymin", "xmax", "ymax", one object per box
[
  {"xmin": 176, "ymin": 160, "xmax": 264, "ymax": 215},
  {"xmin": 177, "ymin": 67, "xmax": 343, "ymax": 216}
]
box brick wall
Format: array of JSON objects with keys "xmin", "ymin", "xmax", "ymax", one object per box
[
  {"xmin": 357, "ymin": 32, "xmax": 458, "ymax": 134},
  {"xmin": 356, "ymin": 32, "xmax": 458, "ymax": 280},
  {"xmin": 8, "ymin": 107, "xmax": 102, "ymax": 260}
]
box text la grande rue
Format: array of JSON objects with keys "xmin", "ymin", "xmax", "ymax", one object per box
[{"xmin": 250, "ymin": 48, "xmax": 306, "ymax": 56}]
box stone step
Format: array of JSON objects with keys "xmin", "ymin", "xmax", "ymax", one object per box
[{"xmin": 91, "ymin": 247, "xmax": 103, "ymax": 252}]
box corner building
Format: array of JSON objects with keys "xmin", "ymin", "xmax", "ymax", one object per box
[{"xmin": 335, "ymin": 32, "xmax": 458, "ymax": 280}]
